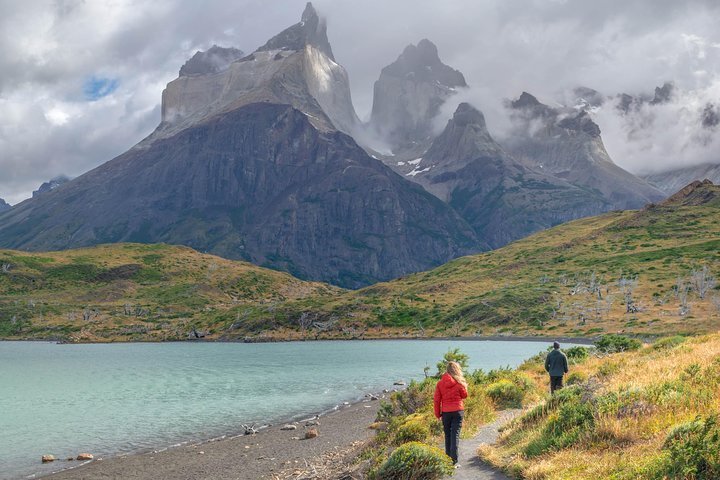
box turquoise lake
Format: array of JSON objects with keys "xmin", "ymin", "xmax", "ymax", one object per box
[{"xmin": 0, "ymin": 340, "xmax": 560, "ymax": 479}]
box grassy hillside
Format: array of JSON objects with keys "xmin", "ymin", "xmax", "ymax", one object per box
[
  {"xmin": 1, "ymin": 181, "xmax": 719, "ymax": 342},
  {"xmin": 309, "ymin": 180, "xmax": 720, "ymax": 339},
  {"xmin": 479, "ymin": 334, "xmax": 720, "ymax": 479},
  {"xmin": 0, "ymin": 243, "xmax": 336, "ymax": 341}
]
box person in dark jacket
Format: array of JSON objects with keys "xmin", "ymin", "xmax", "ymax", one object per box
[
  {"xmin": 434, "ymin": 361, "xmax": 468, "ymax": 465},
  {"xmin": 545, "ymin": 341, "xmax": 569, "ymax": 394}
]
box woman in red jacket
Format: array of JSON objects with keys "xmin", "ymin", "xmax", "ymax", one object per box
[{"xmin": 433, "ymin": 361, "xmax": 468, "ymax": 465}]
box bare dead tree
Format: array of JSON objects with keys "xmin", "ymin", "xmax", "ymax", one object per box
[
  {"xmin": 677, "ymin": 280, "xmax": 691, "ymax": 316},
  {"xmin": 450, "ymin": 319, "xmax": 466, "ymax": 337},
  {"xmin": 297, "ymin": 312, "xmax": 314, "ymax": 333},
  {"xmin": 1, "ymin": 263, "xmax": 11, "ymax": 273},
  {"xmin": 123, "ymin": 304, "xmax": 133, "ymax": 316},
  {"xmin": 618, "ymin": 276, "xmax": 639, "ymax": 313},
  {"xmin": 589, "ymin": 272, "xmax": 604, "ymax": 299},
  {"xmin": 415, "ymin": 319, "xmax": 426, "ymax": 337},
  {"xmin": 690, "ymin": 265, "xmax": 716, "ymax": 300}
]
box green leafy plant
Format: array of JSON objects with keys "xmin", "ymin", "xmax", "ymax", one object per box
[
  {"xmin": 595, "ymin": 334, "xmax": 642, "ymax": 353},
  {"xmin": 373, "ymin": 442, "xmax": 454, "ymax": 480},
  {"xmin": 436, "ymin": 348, "xmax": 469, "ymax": 376}
]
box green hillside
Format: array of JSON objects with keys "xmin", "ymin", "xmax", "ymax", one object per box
[
  {"xmin": 0, "ymin": 243, "xmax": 337, "ymax": 342},
  {"xmin": 1, "ymin": 180, "xmax": 719, "ymax": 342}
]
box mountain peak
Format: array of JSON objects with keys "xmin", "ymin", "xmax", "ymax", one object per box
[
  {"xmin": 257, "ymin": 1, "xmax": 334, "ymax": 60},
  {"xmin": 0, "ymin": 198, "xmax": 10, "ymax": 213},
  {"xmin": 385, "ymin": 39, "xmax": 466, "ymax": 87},
  {"xmin": 452, "ymin": 102, "xmax": 486, "ymax": 128},
  {"xmin": 651, "ymin": 81, "xmax": 674, "ymax": 105},
  {"xmin": 511, "ymin": 92, "xmax": 541, "ymax": 109}
]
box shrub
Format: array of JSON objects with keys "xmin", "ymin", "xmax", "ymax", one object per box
[
  {"xmin": 595, "ymin": 334, "xmax": 642, "ymax": 353},
  {"xmin": 566, "ymin": 371, "xmax": 588, "ymax": 385},
  {"xmin": 487, "ymin": 379, "xmax": 526, "ymax": 408},
  {"xmin": 395, "ymin": 418, "xmax": 431, "ymax": 444},
  {"xmin": 659, "ymin": 415, "xmax": 720, "ymax": 479},
  {"xmin": 565, "ymin": 346, "xmax": 591, "ymax": 362},
  {"xmin": 651, "ymin": 335, "xmax": 686, "ymax": 351},
  {"xmin": 374, "ymin": 442, "xmax": 454, "ymax": 480},
  {"xmin": 436, "ymin": 348, "xmax": 469, "ymax": 376}
]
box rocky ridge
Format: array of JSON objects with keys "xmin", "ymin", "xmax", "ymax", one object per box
[
  {"xmin": 0, "ymin": 198, "xmax": 10, "ymax": 213},
  {"xmin": 409, "ymin": 103, "xmax": 610, "ymax": 247},
  {"xmin": 501, "ymin": 91, "xmax": 665, "ymax": 209}
]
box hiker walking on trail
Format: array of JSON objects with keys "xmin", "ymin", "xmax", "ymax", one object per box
[
  {"xmin": 545, "ymin": 341, "xmax": 569, "ymax": 394},
  {"xmin": 434, "ymin": 361, "xmax": 468, "ymax": 466}
]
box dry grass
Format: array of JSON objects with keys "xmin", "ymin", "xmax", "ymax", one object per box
[{"xmin": 478, "ymin": 333, "xmax": 720, "ymax": 479}]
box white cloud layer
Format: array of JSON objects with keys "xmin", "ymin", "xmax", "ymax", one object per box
[{"xmin": 0, "ymin": 0, "xmax": 718, "ymax": 203}]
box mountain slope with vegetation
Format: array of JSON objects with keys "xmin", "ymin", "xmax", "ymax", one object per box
[
  {"xmin": 1, "ymin": 181, "xmax": 718, "ymax": 342},
  {"xmin": 309, "ymin": 180, "xmax": 720, "ymax": 339},
  {"xmin": 0, "ymin": 243, "xmax": 336, "ymax": 342}
]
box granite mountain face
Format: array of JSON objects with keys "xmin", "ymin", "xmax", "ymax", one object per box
[
  {"xmin": 405, "ymin": 103, "xmax": 610, "ymax": 248},
  {"xmin": 0, "ymin": 4, "xmax": 479, "ymax": 288},
  {"xmin": 501, "ymin": 92, "xmax": 665, "ymax": 209},
  {"xmin": 369, "ymin": 39, "xmax": 466, "ymax": 157}
]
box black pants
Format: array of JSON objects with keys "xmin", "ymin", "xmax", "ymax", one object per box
[
  {"xmin": 550, "ymin": 375, "xmax": 564, "ymax": 394},
  {"xmin": 442, "ymin": 410, "xmax": 464, "ymax": 464}
]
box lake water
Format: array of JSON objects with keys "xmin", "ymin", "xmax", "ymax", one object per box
[{"xmin": 0, "ymin": 340, "xmax": 557, "ymax": 479}]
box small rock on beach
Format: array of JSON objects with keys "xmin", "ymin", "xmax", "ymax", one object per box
[
  {"xmin": 41, "ymin": 455, "xmax": 55, "ymax": 463},
  {"xmin": 76, "ymin": 453, "xmax": 94, "ymax": 461},
  {"xmin": 280, "ymin": 424, "xmax": 297, "ymax": 431},
  {"xmin": 305, "ymin": 428, "xmax": 319, "ymax": 439}
]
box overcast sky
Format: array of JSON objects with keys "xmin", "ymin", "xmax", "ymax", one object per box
[{"xmin": 1, "ymin": 0, "xmax": 718, "ymax": 204}]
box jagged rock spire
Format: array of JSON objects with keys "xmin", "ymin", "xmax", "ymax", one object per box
[{"xmin": 257, "ymin": 2, "xmax": 335, "ymax": 60}]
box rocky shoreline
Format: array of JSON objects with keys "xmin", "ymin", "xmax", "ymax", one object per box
[{"xmin": 41, "ymin": 400, "xmax": 381, "ymax": 480}]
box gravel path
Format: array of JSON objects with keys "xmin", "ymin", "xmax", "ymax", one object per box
[{"xmin": 445, "ymin": 410, "xmax": 521, "ymax": 480}]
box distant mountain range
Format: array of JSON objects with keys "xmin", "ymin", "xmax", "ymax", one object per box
[{"xmin": 0, "ymin": 2, "xmax": 710, "ymax": 288}]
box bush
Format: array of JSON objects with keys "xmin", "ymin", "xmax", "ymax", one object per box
[
  {"xmin": 436, "ymin": 348, "xmax": 469, "ymax": 376},
  {"xmin": 566, "ymin": 371, "xmax": 588, "ymax": 385},
  {"xmin": 374, "ymin": 442, "xmax": 454, "ymax": 480},
  {"xmin": 595, "ymin": 334, "xmax": 642, "ymax": 353},
  {"xmin": 395, "ymin": 418, "xmax": 431, "ymax": 444},
  {"xmin": 659, "ymin": 415, "xmax": 720, "ymax": 479},
  {"xmin": 487, "ymin": 379, "xmax": 527, "ymax": 408},
  {"xmin": 651, "ymin": 335, "xmax": 686, "ymax": 351},
  {"xmin": 565, "ymin": 346, "xmax": 591, "ymax": 362}
]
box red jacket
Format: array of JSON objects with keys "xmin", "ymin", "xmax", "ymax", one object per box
[{"xmin": 434, "ymin": 373, "xmax": 468, "ymax": 418}]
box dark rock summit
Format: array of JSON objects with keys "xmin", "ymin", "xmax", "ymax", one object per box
[
  {"xmin": 32, "ymin": 175, "xmax": 70, "ymax": 198},
  {"xmin": 257, "ymin": 2, "xmax": 335, "ymax": 61},
  {"xmin": 0, "ymin": 198, "xmax": 10, "ymax": 213},
  {"xmin": 369, "ymin": 39, "xmax": 466, "ymax": 152},
  {"xmin": 179, "ymin": 45, "xmax": 245, "ymax": 76}
]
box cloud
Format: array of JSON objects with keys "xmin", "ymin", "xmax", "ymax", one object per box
[{"xmin": 0, "ymin": 0, "xmax": 718, "ymax": 203}]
